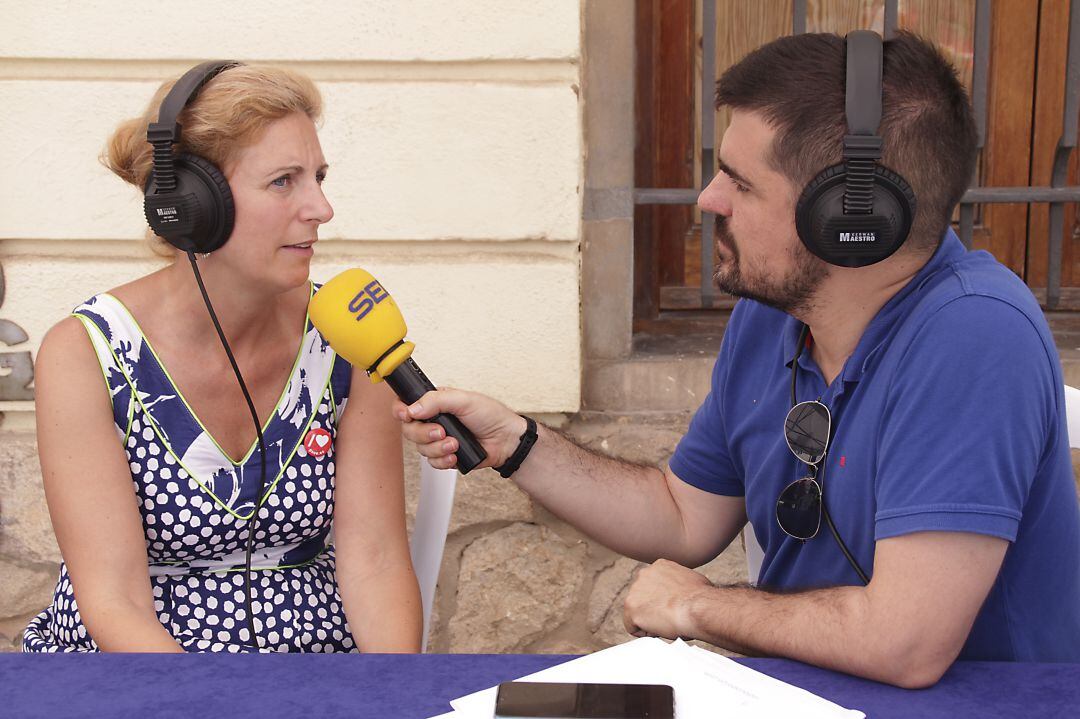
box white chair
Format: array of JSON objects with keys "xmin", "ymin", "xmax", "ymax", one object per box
[
  {"xmin": 743, "ymin": 525, "xmax": 766, "ymax": 587},
  {"xmin": 409, "ymin": 462, "xmax": 458, "ymax": 652},
  {"xmin": 1063, "ymin": 385, "xmax": 1080, "ymax": 449},
  {"xmin": 743, "ymin": 383, "xmax": 1080, "ymax": 585}
]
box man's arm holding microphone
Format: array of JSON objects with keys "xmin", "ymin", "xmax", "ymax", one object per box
[{"xmin": 395, "ymin": 391, "xmax": 747, "ymax": 568}]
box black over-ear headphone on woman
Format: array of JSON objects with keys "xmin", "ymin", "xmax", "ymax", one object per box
[
  {"xmin": 142, "ymin": 60, "xmax": 268, "ymax": 649},
  {"xmin": 144, "ymin": 60, "xmax": 242, "ymax": 254},
  {"xmin": 794, "ymin": 31, "xmax": 917, "ymax": 268}
]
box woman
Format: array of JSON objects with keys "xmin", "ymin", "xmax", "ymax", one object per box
[{"xmin": 24, "ymin": 63, "xmax": 422, "ymax": 652}]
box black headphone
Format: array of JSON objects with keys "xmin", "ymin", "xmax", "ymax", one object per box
[
  {"xmin": 794, "ymin": 31, "xmax": 916, "ymax": 268},
  {"xmin": 144, "ymin": 61, "xmax": 242, "ymax": 254}
]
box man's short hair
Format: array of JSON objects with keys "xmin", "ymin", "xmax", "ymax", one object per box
[{"xmin": 716, "ymin": 31, "xmax": 978, "ymax": 253}]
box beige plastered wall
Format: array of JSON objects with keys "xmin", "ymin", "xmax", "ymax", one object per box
[{"xmin": 0, "ymin": 0, "xmax": 591, "ymax": 650}]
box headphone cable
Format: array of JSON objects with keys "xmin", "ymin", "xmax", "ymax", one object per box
[
  {"xmin": 186, "ymin": 251, "xmax": 267, "ymax": 650},
  {"xmin": 822, "ymin": 498, "xmax": 870, "ymax": 585}
]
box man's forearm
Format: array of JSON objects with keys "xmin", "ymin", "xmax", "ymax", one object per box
[
  {"xmin": 510, "ymin": 424, "xmax": 694, "ymax": 564},
  {"xmin": 680, "ymin": 583, "xmax": 944, "ymax": 688}
]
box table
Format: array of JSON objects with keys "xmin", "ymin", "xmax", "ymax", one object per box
[{"xmin": 2, "ymin": 652, "xmax": 1077, "ymax": 718}]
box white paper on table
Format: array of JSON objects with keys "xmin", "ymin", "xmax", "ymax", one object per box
[
  {"xmin": 446, "ymin": 637, "xmax": 864, "ymax": 719},
  {"xmin": 665, "ymin": 639, "xmax": 865, "ymax": 719}
]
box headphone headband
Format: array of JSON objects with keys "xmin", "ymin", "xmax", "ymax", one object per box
[
  {"xmin": 844, "ymin": 31, "xmax": 883, "ymax": 137},
  {"xmin": 841, "ymin": 32, "xmax": 884, "ymax": 216},
  {"xmin": 148, "ymin": 61, "xmax": 242, "ymax": 147}
]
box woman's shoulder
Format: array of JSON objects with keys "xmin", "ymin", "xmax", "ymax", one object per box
[
  {"xmin": 40, "ymin": 314, "xmax": 91, "ymax": 353},
  {"xmin": 35, "ymin": 315, "xmax": 108, "ymax": 398}
]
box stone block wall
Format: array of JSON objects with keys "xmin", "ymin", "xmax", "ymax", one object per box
[{"xmin": 0, "ymin": 434, "xmax": 58, "ymax": 649}]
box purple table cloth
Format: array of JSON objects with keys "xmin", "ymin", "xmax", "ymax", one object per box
[{"xmin": 2, "ymin": 652, "xmax": 1077, "ymax": 718}]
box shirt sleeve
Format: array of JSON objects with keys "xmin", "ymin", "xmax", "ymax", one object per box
[
  {"xmin": 873, "ymin": 295, "xmax": 1060, "ymax": 542},
  {"xmin": 668, "ymin": 309, "xmax": 745, "ymax": 497}
]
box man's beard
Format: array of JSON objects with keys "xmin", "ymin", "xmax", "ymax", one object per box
[{"xmin": 712, "ymin": 217, "xmax": 829, "ymax": 316}]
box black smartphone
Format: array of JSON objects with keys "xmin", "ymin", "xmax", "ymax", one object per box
[{"xmin": 494, "ymin": 681, "xmax": 675, "ymax": 719}]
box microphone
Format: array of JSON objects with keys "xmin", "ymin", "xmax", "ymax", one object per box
[{"xmin": 309, "ymin": 268, "xmax": 488, "ymax": 473}]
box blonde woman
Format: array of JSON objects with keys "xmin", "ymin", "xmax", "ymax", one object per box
[{"xmin": 25, "ymin": 63, "xmax": 421, "ymax": 652}]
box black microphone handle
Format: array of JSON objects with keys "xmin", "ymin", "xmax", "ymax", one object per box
[{"xmin": 384, "ymin": 356, "xmax": 488, "ymax": 474}]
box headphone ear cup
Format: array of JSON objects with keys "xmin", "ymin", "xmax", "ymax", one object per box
[
  {"xmin": 177, "ymin": 153, "xmax": 235, "ymax": 253},
  {"xmin": 795, "ymin": 163, "xmax": 916, "ymax": 268},
  {"xmin": 144, "ymin": 153, "xmax": 235, "ymax": 254}
]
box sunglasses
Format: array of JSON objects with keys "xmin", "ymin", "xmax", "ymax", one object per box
[
  {"xmin": 775, "ymin": 397, "xmax": 832, "ymax": 541},
  {"xmin": 774, "ymin": 325, "xmax": 869, "ymax": 585}
]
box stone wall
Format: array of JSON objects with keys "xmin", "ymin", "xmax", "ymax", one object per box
[{"xmin": 0, "ymin": 433, "xmax": 58, "ymax": 649}]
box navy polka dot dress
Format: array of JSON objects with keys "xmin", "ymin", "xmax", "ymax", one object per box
[{"xmin": 23, "ymin": 287, "xmax": 358, "ymax": 652}]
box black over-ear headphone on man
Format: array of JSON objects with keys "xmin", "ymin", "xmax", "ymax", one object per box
[
  {"xmin": 144, "ymin": 60, "xmax": 242, "ymax": 254},
  {"xmin": 794, "ymin": 31, "xmax": 917, "ymax": 268}
]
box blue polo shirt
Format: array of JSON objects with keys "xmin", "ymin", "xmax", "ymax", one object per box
[{"xmin": 669, "ymin": 231, "xmax": 1080, "ymax": 662}]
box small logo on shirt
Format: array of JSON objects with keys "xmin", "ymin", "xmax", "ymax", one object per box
[{"xmin": 303, "ymin": 427, "xmax": 332, "ymax": 458}]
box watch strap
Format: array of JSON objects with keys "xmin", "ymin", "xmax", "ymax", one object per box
[{"xmin": 494, "ymin": 415, "xmax": 538, "ymax": 478}]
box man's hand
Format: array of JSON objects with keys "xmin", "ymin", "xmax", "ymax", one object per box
[
  {"xmin": 393, "ymin": 388, "xmax": 526, "ymax": 470},
  {"xmin": 623, "ymin": 558, "xmax": 713, "ymax": 640}
]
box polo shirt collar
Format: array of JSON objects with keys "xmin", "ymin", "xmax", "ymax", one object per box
[{"xmin": 783, "ymin": 229, "xmax": 967, "ymax": 379}]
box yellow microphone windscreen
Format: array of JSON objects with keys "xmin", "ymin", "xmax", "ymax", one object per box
[
  {"xmin": 309, "ymin": 268, "xmax": 408, "ymax": 371},
  {"xmin": 309, "ymin": 268, "xmax": 488, "ymax": 472}
]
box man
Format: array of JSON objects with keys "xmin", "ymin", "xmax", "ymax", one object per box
[{"xmin": 396, "ymin": 32, "xmax": 1080, "ymax": 687}]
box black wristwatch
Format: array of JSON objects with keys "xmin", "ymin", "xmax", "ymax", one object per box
[{"xmin": 494, "ymin": 415, "xmax": 538, "ymax": 478}]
